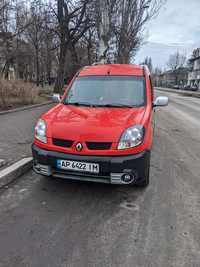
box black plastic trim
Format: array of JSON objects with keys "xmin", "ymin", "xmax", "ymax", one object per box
[{"xmin": 32, "ymin": 144, "xmax": 150, "ymax": 183}]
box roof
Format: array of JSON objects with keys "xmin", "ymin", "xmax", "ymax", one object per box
[
  {"xmin": 163, "ymin": 67, "xmax": 189, "ymax": 75},
  {"xmin": 79, "ymin": 64, "xmax": 144, "ymax": 77}
]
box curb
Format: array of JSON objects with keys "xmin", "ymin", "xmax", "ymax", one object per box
[
  {"xmin": 0, "ymin": 157, "xmax": 33, "ymax": 188},
  {"xmin": 0, "ymin": 101, "xmax": 53, "ymax": 116},
  {"xmin": 155, "ymin": 87, "xmax": 200, "ymax": 98}
]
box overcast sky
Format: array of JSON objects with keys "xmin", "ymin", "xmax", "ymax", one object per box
[{"xmin": 135, "ymin": 0, "xmax": 200, "ymax": 69}]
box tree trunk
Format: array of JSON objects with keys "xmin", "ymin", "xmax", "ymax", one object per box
[
  {"xmin": 36, "ymin": 47, "xmax": 40, "ymax": 86},
  {"xmin": 36, "ymin": 61, "xmax": 40, "ymax": 86},
  {"xmin": 97, "ymin": 0, "xmax": 109, "ymax": 63},
  {"xmin": 54, "ymin": 0, "xmax": 66, "ymax": 93},
  {"xmin": 70, "ymin": 43, "xmax": 79, "ymax": 75},
  {"xmin": 46, "ymin": 49, "xmax": 52, "ymax": 85},
  {"xmin": 117, "ymin": 49, "xmax": 130, "ymax": 64},
  {"xmin": 87, "ymin": 44, "xmax": 91, "ymax": 65},
  {"xmin": 116, "ymin": 33, "xmax": 131, "ymax": 64},
  {"xmin": 3, "ymin": 61, "xmax": 10, "ymax": 79},
  {"xmin": 54, "ymin": 42, "xmax": 67, "ymax": 93}
]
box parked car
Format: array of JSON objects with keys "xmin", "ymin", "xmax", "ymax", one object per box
[
  {"xmin": 183, "ymin": 85, "xmax": 198, "ymax": 91},
  {"xmin": 183, "ymin": 85, "xmax": 191, "ymax": 90},
  {"xmin": 32, "ymin": 64, "xmax": 168, "ymax": 187},
  {"xmin": 173, "ymin": 85, "xmax": 180, "ymax": 89},
  {"xmin": 190, "ymin": 85, "xmax": 198, "ymax": 91}
]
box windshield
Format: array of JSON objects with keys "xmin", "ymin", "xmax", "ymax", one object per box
[{"xmin": 64, "ymin": 76, "xmax": 145, "ymax": 107}]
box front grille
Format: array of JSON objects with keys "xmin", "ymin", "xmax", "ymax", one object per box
[
  {"xmin": 52, "ymin": 138, "xmax": 74, "ymax": 148},
  {"xmin": 86, "ymin": 142, "xmax": 112, "ymax": 150}
]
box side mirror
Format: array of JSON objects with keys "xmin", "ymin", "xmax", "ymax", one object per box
[
  {"xmin": 154, "ymin": 96, "xmax": 169, "ymax": 107},
  {"xmin": 52, "ymin": 94, "xmax": 61, "ymax": 103}
]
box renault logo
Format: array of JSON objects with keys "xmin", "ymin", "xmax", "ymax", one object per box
[{"xmin": 76, "ymin": 143, "xmax": 83, "ymax": 152}]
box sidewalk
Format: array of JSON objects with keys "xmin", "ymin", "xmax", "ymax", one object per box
[{"xmin": 0, "ymin": 103, "xmax": 54, "ymax": 168}]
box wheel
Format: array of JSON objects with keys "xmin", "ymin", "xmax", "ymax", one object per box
[{"xmin": 135, "ymin": 152, "xmax": 150, "ymax": 187}]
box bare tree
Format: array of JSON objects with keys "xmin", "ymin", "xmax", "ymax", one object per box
[
  {"xmin": 53, "ymin": 0, "xmax": 94, "ymax": 92},
  {"xmin": 25, "ymin": 2, "xmax": 46, "ymax": 85},
  {"xmin": 94, "ymin": 0, "xmax": 164, "ymax": 64},
  {"xmin": 152, "ymin": 67, "xmax": 162, "ymax": 86},
  {"xmin": 0, "ymin": 0, "xmax": 12, "ymax": 78},
  {"xmin": 0, "ymin": 0, "xmax": 165, "ymax": 88},
  {"xmin": 0, "ymin": 0, "xmax": 31, "ymax": 79},
  {"xmin": 167, "ymin": 51, "xmax": 186, "ymax": 71},
  {"xmin": 81, "ymin": 28, "xmax": 97, "ymax": 65},
  {"xmin": 167, "ymin": 51, "xmax": 187, "ymax": 85},
  {"xmin": 39, "ymin": 3, "xmax": 57, "ymax": 85},
  {"xmin": 0, "ymin": 0, "xmax": 58, "ymax": 83},
  {"xmin": 95, "ymin": 0, "xmax": 111, "ymax": 63},
  {"xmin": 143, "ymin": 56, "xmax": 153, "ymax": 72},
  {"xmin": 113, "ymin": 0, "xmax": 164, "ymax": 63}
]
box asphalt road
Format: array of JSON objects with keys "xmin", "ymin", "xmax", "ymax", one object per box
[
  {"xmin": 0, "ymin": 91, "xmax": 200, "ymax": 267},
  {"xmin": 0, "ymin": 104, "xmax": 54, "ymax": 166}
]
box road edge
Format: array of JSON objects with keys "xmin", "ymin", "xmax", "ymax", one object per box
[
  {"xmin": 0, "ymin": 158, "xmax": 33, "ymax": 188},
  {"xmin": 0, "ymin": 101, "xmax": 53, "ymax": 116},
  {"xmin": 155, "ymin": 87, "xmax": 200, "ymax": 98}
]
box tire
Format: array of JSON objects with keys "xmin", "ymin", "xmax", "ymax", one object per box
[{"xmin": 135, "ymin": 152, "xmax": 151, "ymax": 187}]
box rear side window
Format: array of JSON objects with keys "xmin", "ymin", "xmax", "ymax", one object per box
[{"xmin": 64, "ymin": 76, "xmax": 145, "ymax": 107}]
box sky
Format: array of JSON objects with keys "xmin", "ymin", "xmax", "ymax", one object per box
[{"xmin": 135, "ymin": 0, "xmax": 200, "ymax": 70}]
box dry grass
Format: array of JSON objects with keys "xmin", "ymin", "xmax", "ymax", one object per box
[
  {"xmin": 38, "ymin": 86, "xmax": 54, "ymax": 97},
  {"xmin": 0, "ymin": 80, "xmax": 51, "ymax": 110}
]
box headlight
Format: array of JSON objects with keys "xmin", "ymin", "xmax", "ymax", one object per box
[
  {"xmin": 118, "ymin": 125, "xmax": 144, "ymax": 150},
  {"xmin": 35, "ymin": 119, "xmax": 47, "ymax": 143}
]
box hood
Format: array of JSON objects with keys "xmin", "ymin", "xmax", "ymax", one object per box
[{"xmin": 43, "ymin": 104, "xmax": 146, "ymax": 142}]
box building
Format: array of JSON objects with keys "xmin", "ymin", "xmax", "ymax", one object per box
[
  {"xmin": 188, "ymin": 48, "xmax": 200, "ymax": 89},
  {"xmin": 154, "ymin": 68, "xmax": 189, "ymax": 88}
]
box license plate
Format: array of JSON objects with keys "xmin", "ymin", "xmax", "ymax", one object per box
[{"xmin": 57, "ymin": 160, "xmax": 99, "ymax": 174}]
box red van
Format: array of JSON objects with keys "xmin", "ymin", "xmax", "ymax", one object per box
[{"xmin": 32, "ymin": 64, "xmax": 168, "ymax": 187}]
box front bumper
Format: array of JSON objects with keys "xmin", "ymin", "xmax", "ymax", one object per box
[{"xmin": 32, "ymin": 144, "xmax": 150, "ymax": 185}]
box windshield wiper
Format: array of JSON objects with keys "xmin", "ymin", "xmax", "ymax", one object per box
[
  {"xmin": 65, "ymin": 102, "xmax": 97, "ymax": 107},
  {"xmin": 98, "ymin": 103, "xmax": 134, "ymax": 108},
  {"xmin": 65, "ymin": 102, "xmax": 136, "ymax": 108}
]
